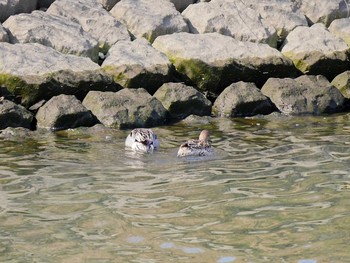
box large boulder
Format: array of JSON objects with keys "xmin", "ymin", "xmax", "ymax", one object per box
[
  {"xmin": 0, "ymin": 42, "xmax": 119, "ymax": 107},
  {"xmin": 3, "ymin": 11, "xmax": 99, "ymax": 62},
  {"xmin": 82, "ymin": 88, "xmax": 167, "ymax": 129},
  {"xmin": 331, "ymin": 71, "xmax": 350, "ymax": 99},
  {"xmin": 153, "ymin": 32, "xmax": 299, "ymax": 95},
  {"xmin": 212, "ymin": 81, "xmax": 274, "ymax": 117},
  {"xmin": 110, "ymin": 0, "xmax": 189, "ymax": 42},
  {"xmin": 47, "ymin": 0, "xmax": 130, "ymax": 54},
  {"xmin": 328, "ymin": 18, "xmax": 350, "ymax": 47},
  {"xmin": 153, "ymin": 82, "xmax": 212, "ymax": 119},
  {"xmin": 36, "ymin": 95, "xmax": 96, "ymax": 130},
  {"xmin": 0, "ymin": 98, "xmax": 33, "ymax": 129},
  {"xmin": 281, "ymin": 23, "xmax": 350, "ymax": 80},
  {"xmin": 0, "ymin": 0, "xmax": 38, "ymax": 22},
  {"xmin": 182, "ymin": 0, "xmax": 278, "ymax": 47},
  {"xmin": 261, "ymin": 75, "xmax": 345, "ymax": 115},
  {"xmin": 0, "ymin": 23, "xmax": 8, "ymax": 42},
  {"xmin": 102, "ymin": 38, "xmax": 173, "ymax": 94},
  {"xmin": 298, "ymin": 0, "xmax": 349, "ymax": 26}
]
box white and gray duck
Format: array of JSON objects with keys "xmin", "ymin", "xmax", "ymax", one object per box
[
  {"xmin": 177, "ymin": 130, "xmax": 214, "ymax": 157},
  {"xmin": 125, "ymin": 128, "xmax": 159, "ymax": 153}
]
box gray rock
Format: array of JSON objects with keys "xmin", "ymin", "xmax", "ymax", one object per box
[
  {"xmin": 82, "ymin": 88, "xmax": 167, "ymax": 129},
  {"xmin": 47, "ymin": 0, "xmax": 130, "ymax": 54},
  {"xmin": 331, "ymin": 71, "xmax": 350, "ymax": 99},
  {"xmin": 102, "ymin": 38, "xmax": 173, "ymax": 94},
  {"xmin": 281, "ymin": 23, "xmax": 350, "ymax": 80},
  {"xmin": 0, "ymin": 126, "xmax": 33, "ymax": 138},
  {"xmin": 181, "ymin": 114, "xmax": 212, "ymax": 125},
  {"xmin": 153, "ymin": 82, "xmax": 212, "ymax": 119},
  {"xmin": 298, "ymin": 0, "xmax": 349, "ymax": 26},
  {"xmin": 182, "ymin": 0, "xmax": 278, "ymax": 47},
  {"xmin": 0, "ymin": 23, "xmax": 8, "ymax": 42},
  {"xmin": 153, "ymin": 32, "xmax": 298, "ymax": 95},
  {"xmin": 0, "ymin": 0, "xmax": 38, "ymax": 22},
  {"xmin": 261, "ymin": 75, "xmax": 345, "ymax": 115},
  {"xmin": 213, "ymin": 81, "xmax": 274, "ymax": 117},
  {"xmin": 110, "ymin": 0, "xmax": 189, "ymax": 42},
  {"xmin": 0, "ymin": 98, "xmax": 33, "ymax": 129},
  {"xmin": 0, "ymin": 42, "xmax": 119, "ymax": 107},
  {"xmin": 3, "ymin": 10, "xmax": 99, "ymax": 62},
  {"xmin": 36, "ymin": 95, "xmax": 96, "ymax": 130},
  {"xmin": 328, "ymin": 18, "xmax": 350, "ymax": 47}
]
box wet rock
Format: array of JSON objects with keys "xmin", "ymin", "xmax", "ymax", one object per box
[
  {"xmin": 182, "ymin": 0, "xmax": 278, "ymax": 47},
  {"xmin": 181, "ymin": 114, "xmax": 213, "ymax": 125},
  {"xmin": 261, "ymin": 75, "xmax": 345, "ymax": 115},
  {"xmin": 153, "ymin": 32, "xmax": 298, "ymax": 95},
  {"xmin": 102, "ymin": 38, "xmax": 173, "ymax": 94},
  {"xmin": 0, "ymin": 42, "xmax": 119, "ymax": 107},
  {"xmin": 0, "ymin": 98, "xmax": 33, "ymax": 129},
  {"xmin": 47, "ymin": 0, "xmax": 130, "ymax": 54},
  {"xmin": 3, "ymin": 10, "xmax": 99, "ymax": 62},
  {"xmin": 212, "ymin": 81, "xmax": 274, "ymax": 117},
  {"xmin": 331, "ymin": 71, "xmax": 350, "ymax": 99},
  {"xmin": 36, "ymin": 95, "xmax": 96, "ymax": 130},
  {"xmin": 110, "ymin": 0, "xmax": 189, "ymax": 42},
  {"xmin": 328, "ymin": 18, "xmax": 350, "ymax": 47},
  {"xmin": 154, "ymin": 82, "xmax": 212, "ymax": 119},
  {"xmin": 281, "ymin": 23, "xmax": 350, "ymax": 80},
  {"xmin": 298, "ymin": 0, "xmax": 349, "ymax": 26},
  {"xmin": 0, "ymin": 0, "xmax": 37, "ymax": 22},
  {"xmin": 0, "ymin": 23, "xmax": 8, "ymax": 42},
  {"xmin": 82, "ymin": 88, "xmax": 167, "ymax": 129},
  {"xmin": 0, "ymin": 126, "xmax": 34, "ymax": 138}
]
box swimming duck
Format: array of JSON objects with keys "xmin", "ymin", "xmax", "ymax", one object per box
[
  {"xmin": 125, "ymin": 128, "xmax": 159, "ymax": 153},
  {"xmin": 177, "ymin": 130, "xmax": 214, "ymax": 157}
]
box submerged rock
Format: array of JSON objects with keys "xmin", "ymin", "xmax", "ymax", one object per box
[
  {"xmin": 0, "ymin": 42, "xmax": 119, "ymax": 107},
  {"xmin": 102, "ymin": 38, "xmax": 173, "ymax": 94},
  {"xmin": 331, "ymin": 71, "xmax": 350, "ymax": 99},
  {"xmin": 0, "ymin": 0, "xmax": 37, "ymax": 22},
  {"xmin": 281, "ymin": 23, "xmax": 350, "ymax": 80},
  {"xmin": 82, "ymin": 88, "xmax": 167, "ymax": 129},
  {"xmin": 0, "ymin": 98, "xmax": 33, "ymax": 129},
  {"xmin": 182, "ymin": 0, "xmax": 278, "ymax": 47},
  {"xmin": 3, "ymin": 10, "xmax": 99, "ymax": 62},
  {"xmin": 110, "ymin": 0, "xmax": 189, "ymax": 42},
  {"xmin": 261, "ymin": 75, "xmax": 345, "ymax": 115},
  {"xmin": 47, "ymin": 0, "xmax": 130, "ymax": 54},
  {"xmin": 213, "ymin": 81, "xmax": 274, "ymax": 117},
  {"xmin": 36, "ymin": 94, "xmax": 96, "ymax": 131},
  {"xmin": 154, "ymin": 82, "xmax": 212, "ymax": 119},
  {"xmin": 153, "ymin": 32, "xmax": 298, "ymax": 95}
]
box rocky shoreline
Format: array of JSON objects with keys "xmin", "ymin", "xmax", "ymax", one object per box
[{"xmin": 1, "ymin": 0, "xmax": 350, "ymax": 133}]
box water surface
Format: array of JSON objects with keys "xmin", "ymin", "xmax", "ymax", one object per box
[{"xmin": 1, "ymin": 114, "xmax": 350, "ymax": 262}]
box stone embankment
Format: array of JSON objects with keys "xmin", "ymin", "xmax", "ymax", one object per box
[{"xmin": 1, "ymin": 0, "xmax": 350, "ymax": 132}]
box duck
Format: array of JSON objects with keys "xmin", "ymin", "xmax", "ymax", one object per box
[
  {"xmin": 125, "ymin": 128, "xmax": 159, "ymax": 153},
  {"xmin": 177, "ymin": 129, "xmax": 214, "ymax": 157}
]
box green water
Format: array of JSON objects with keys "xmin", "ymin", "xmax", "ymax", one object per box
[{"xmin": 1, "ymin": 114, "xmax": 350, "ymax": 263}]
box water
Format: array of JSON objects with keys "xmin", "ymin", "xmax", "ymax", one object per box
[{"xmin": 1, "ymin": 113, "xmax": 350, "ymax": 262}]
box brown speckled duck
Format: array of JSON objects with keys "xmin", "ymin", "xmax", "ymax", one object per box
[{"xmin": 177, "ymin": 130, "xmax": 214, "ymax": 157}]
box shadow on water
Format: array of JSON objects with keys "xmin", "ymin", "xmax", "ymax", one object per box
[{"xmin": 1, "ymin": 114, "xmax": 350, "ymax": 262}]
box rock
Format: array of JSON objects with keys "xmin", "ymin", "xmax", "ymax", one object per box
[
  {"xmin": 212, "ymin": 81, "xmax": 274, "ymax": 117},
  {"xmin": 0, "ymin": 23, "xmax": 8, "ymax": 42},
  {"xmin": 97, "ymin": 0, "xmax": 119, "ymax": 10},
  {"xmin": 153, "ymin": 32, "xmax": 299, "ymax": 95},
  {"xmin": 241, "ymin": 0, "xmax": 308, "ymax": 41},
  {"xmin": 328, "ymin": 18, "xmax": 350, "ymax": 47},
  {"xmin": 0, "ymin": 0, "xmax": 38, "ymax": 23},
  {"xmin": 36, "ymin": 94, "xmax": 96, "ymax": 130},
  {"xmin": 0, "ymin": 42, "xmax": 120, "ymax": 107},
  {"xmin": 331, "ymin": 71, "xmax": 350, "ymax": 99},
  {"xmin": 281, "ymin": 23, "xmax": 350, "ymax": 80},
  {"xmin": 261, "ymin": 75, "xmax": 345, "ymax": 115},
  {"xmin": 3, "ymin": 10, "xmax": 99, "ymax": 62},
  {"xmin": 47, "ymin": 0, "xmax": 130, "ymax": 54},
  {"xmin": 153, "ymin": 82, "xmax": 212, "ymax": 119},
  {"xmin": 102, "ymin": 38, "xmax": 173, "ymax": 94},
  {"xmin": 181, "ymin": 114, "xmax": 212, "ymax": 125},
  {"xmin": 182, "ymin": 0, "xmax": 278, "ymax": 47},
  {"xmin": 82, "ymin": 88, "xmax": 167, "ymax": 129},
  {"xmin": 110, "ymin": 0, "xmax": 189, "ymax": 42},
  {"xmin": 170, "ymin": 0, "xmax": 195, "ymax": 12},
  {"xmin": 0, "ymin": 126, "xmax": 34, "ymax": 138},
  {"xmin": 298, "ymin": 0, "xmax": 349, "ymax": 26},
  {"xmin": 0, "ymin": 98, "xmax": 33, "ymax": 129}
]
